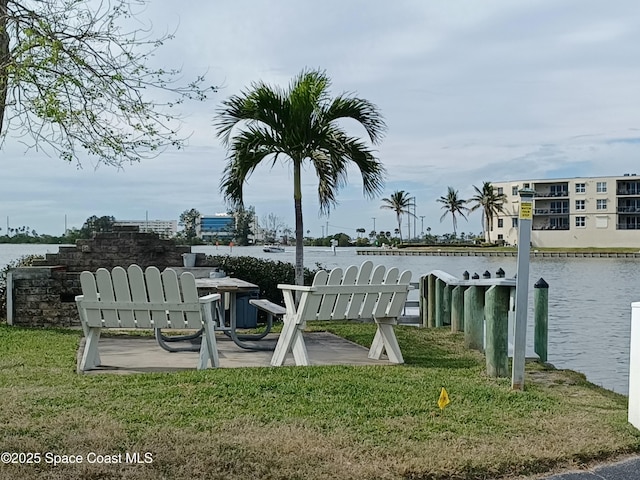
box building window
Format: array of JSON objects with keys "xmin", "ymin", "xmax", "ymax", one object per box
[
  {"xmin": 497, "ymin": 218, "xmax": 503, "ymax": 228},
  {"xmin": 575, "ymin": 199, "xmax": 585, "ymax": 211},
  {"xmin": 497, "ymin": 234, "xmax": 504, "ymax": 240},
  {"xmin": 497, "ymin": 187, "xmax": 504, "ymax": 196},
  {"xmin": 512, "ymin": 186, "xmax": 518, "ymax": 196},
  {"xmin": 596, "ymin": 199, "xmax": 607, "ymax": 210},
  {"xmin": 523, "ymin": 183, "xmax": 530, "ymax": 188},
  {"xmin": 596, "ymin": 181, "xmax": 607, "ymax": 193},
  {"xmin": 575, "ymin": 216, "xmax": 586, "ymax": 227},
  {"xmin": 512, "ymin": 218, "xmax": 518, "ymax": 228},
  {"xmin": 575, "ymin": 183, "xmax": 586, "ymax": 193}
]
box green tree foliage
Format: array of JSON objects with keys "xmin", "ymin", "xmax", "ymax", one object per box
[
  {"xmin": 79, "ymin": 215, "xmax": 115, "ymax": 237},
  {"xmin": 437, "ymin": 187, "xmax": 469, "ymax": 236},
  {"xmin": 216, "ymin": 68, "xmax": 386, "ymax": 287},
  {"xmin": 0, "ymin": 0, "xmax": 215, "ymax": 166},
  {"xmin": 230, "ymin": 205, "xmax": 255, "ymax": 246},
  {"xmin": 468, "ymin": 181, "xmax": 507, "ymax": 243},
  {"xmin": 178, "ymin": 208, "xmax": 200, "ymax": 243},
  {"xmin": 380, "ymin": 190, "xmax": 415, "ymax": 243}
]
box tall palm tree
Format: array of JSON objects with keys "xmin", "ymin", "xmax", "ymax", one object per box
[
  {"xmin": 216, "ymin": 69, "xmax": 386, "ymax": 286},
  {"xmin": 437, "ymin": 187, "xmax": 469, "ymax": 236},
  {"xmin": 468, "ymin": 181, "xmax": 507, "ymax": 243},
  {"xmin": 380, "ymin": 190, "xmax": 415, "ymax": 243}
]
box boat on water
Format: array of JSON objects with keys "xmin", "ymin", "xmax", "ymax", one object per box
[{"xmin": 263, "ymin": 245, "xmax": 285, "ymax": 253}]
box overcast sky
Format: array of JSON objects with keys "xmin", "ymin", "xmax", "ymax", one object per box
[{"xmin": 3, "ymin": 0, "xmax": 640, "ymax": 237}]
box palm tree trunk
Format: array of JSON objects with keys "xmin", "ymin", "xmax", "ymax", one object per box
[
  {"xmin": 397, "ymin": 214, "xmax": 402, "ymax": 243},
  {"xmin": 485, "ymin": 209, "xmax": 491, "ymax": 243},
  {"xmin": 293, "ymin": 160, "xmax": 304, "ymax": 288}
]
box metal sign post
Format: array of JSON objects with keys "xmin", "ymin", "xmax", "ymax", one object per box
[{"xmin": 512, "ymin": 188, "xmax": 534, "ymax": 390}]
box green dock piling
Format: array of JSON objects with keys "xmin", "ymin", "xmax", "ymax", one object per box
[
  {"xmin": 451, "ymin": 285, "xmax": 464, "ymax": 332},
  {"xmin": 464, "ymin": 286, "xmax": 484, "ymax": 351},
  {"xmin": 485, "ymin": 285, "xmax": 510, "ymax": 377},
  {"xmin": 534, "ymin": 278, "xmax": 549, "ymax": 363}
]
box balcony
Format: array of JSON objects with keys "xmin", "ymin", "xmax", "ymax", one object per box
[
  {"xmin": 617, "ymin": 223, "xmax": 640, "ymax": 230},
  {"xmin": 534, "ymin": 208, "xmax": 570, "ymax": 215},
  {"xmin": 617, "ymin": 206, "xmax": 640, "ymax": 213},
  {"xmin": 534, "ymin": 191, "xmax": 569, "ymax": 198},
  {"xmin": 532, "ymin": 225, "xmax": 570, "ymax": 231}
]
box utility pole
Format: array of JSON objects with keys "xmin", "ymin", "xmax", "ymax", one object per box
[
  {"xmin": 413, "ymin": 198, "xmax": 417, "ymax": 241},
  {"xmin": 372, "ymin": 217, "xmax": 376, "ymax": 233},
  {"xmin": 420, "ymin": 216, "xmax": 425, "ymax": 236},
  {"xmin": 321, "ymin": 225, "xmax": 325, "ymax": 238}
]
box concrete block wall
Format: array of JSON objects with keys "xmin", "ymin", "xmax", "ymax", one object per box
[
  {"xmin": 7, "ymin": 267, "xmax": 81, "ymax": 327},
  {"xmin": 9, "ymin": 229, "xmax": 203, "ymax": 327}
]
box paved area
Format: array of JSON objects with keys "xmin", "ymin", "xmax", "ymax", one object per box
[
  {"xmin": 538, "ymin": 456, "xmax": 640, "ymax": 479},
  {"xmin": 78, "ymin": 331, "xmax": 392, "ymax": 374}
]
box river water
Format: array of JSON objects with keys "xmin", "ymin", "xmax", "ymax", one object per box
[{"xmin": 1, "ymin": 244, "xmax": 635, "ymax": 395}]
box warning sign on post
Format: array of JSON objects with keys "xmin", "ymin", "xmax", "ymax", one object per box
[{"xmin": 519, "ymin": 202, "xmax": 533, "ymax": 220}]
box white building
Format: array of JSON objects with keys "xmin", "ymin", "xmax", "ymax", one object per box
[
  {"xmin": 490, "ymin": 174, "xmax": 640, "ymax": 248},
  {"xmin": 114, "ymin": 220, "xmax": 177, "ymax": 238}
]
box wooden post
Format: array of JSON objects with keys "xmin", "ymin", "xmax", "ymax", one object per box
[
  {"xmin": 435, "ymin": 278, "xmax": 444, "ymax": 327},
  {"xmin": 427, "ymin": 274, "xmax": 436, "ymax": 328},
  {"xmin": 464, "ymin": 286, "xmax": 484, "ymax": 351},
  {"xmin": 485, "ymin": 285, "xmax": 510, "ymax": 378},
  {"xmin": 534, "ymin": 278, "xmax": 549, "ymax": 363},
  {"xmin": 443, "ymin": 284, "xmax": 452, "ymax": 326},
  {"xmin": 451, "ymin": 285, "xmax": 464, "ymax": 332}
]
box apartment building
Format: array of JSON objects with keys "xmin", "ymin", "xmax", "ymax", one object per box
[
  {"xmin": 490, "ymin": 174, "xmax": 640, "ymax": 248},
  {"xmin": 114, "ymin": 219, "xmax": 177, "ymax": 238}
]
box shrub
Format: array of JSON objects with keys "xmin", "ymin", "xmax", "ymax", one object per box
[{"xmin": 205, "ymin": 255, "xmax": 323, "ymax": 304}]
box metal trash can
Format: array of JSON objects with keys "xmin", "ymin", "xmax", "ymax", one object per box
[{"xmin": 234, "ymin": 291, "xmax": 259, "ymax": 328}]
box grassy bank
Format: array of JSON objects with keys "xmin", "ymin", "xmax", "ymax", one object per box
[{"xmin": 1, "ymin": 323, "xmax": 638, "ymax": 480}]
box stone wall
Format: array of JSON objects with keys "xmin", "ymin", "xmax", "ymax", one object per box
[{"xmin": 8, "ymin": 228, "xmax": 204, "ymax": 327}]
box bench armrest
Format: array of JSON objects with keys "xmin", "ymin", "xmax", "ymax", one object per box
[
  {"xmin": 277, "ymin": 284, "xmax": 314, "ymax": 292},
  {"xmin": 199, "ymin": 293, "xmax": 221, "ymax": 304}
]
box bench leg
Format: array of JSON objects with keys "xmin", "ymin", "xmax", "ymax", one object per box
[
  {"xmin": 369, "ymin": 320, "xmax": 404, "ymax": 364},
  {"xmin": 271, "ymin": 318, "xmax": 308, "ymax": 366},
  {"xmin": 198, "ymin": 313, "xmax": 219, "ymax": 369},
  {"xmin": 80, "ymin": 327, "xmax": 102, "ymax": 371}
]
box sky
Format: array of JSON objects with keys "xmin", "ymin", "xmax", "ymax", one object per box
[{"xmin": 3, "ymin": 0, "xmax": 640, "ymax": 238}]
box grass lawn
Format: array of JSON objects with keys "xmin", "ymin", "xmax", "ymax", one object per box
[{"xmin": 0, "ymin": 323, "xmax": 639, "ymax": 480}]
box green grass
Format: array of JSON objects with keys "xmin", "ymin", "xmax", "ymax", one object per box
[{"xmin": 0, "ymin": 323, "xmax": 638, "ymax": 480}]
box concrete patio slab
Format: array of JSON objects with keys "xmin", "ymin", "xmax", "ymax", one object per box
[{"xmin": 78, "ymin": 332, "xmax": 393, "ymax": 374}]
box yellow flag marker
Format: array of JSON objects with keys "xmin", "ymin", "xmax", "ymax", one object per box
[{"xmin": 438, "ymin": 387, "xmax": 450, "ymax": 410}]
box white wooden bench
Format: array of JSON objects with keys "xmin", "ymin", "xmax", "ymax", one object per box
[
  {"xmin": 271, "ymin": 261, "xmax": 412, "ymax": 366},
  {"xmin": 75, "ymin": 264, "xmax": 221, "ymax": 372}
]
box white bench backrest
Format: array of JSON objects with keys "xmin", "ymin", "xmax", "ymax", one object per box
[
  {"xmin": 79, "ymin": 265, "xmax": 203, "ymax": 329},
  {"xmin": 299, "ymin": 261, "xmax": 411, "ymax": 321}
]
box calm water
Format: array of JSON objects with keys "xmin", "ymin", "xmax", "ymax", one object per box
[{"xmin": 1, "ymin": 244, "xmax": 635, "ymax": 395}]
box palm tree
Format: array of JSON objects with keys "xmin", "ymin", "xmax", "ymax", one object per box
[
  {"xmin": 380, "ymin": 190, "xmax": 415, "ymax": 242},
  {"xmin": 216, "ymin": 69, "xmax": 386, "ymax": 286},
  {"xmin": 468, "ymin": 181, "xmax": 507, "ymax": 243},
  {"xmin": 437, "ymin": 187, "xmax": 469, "ymax": 236}
]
